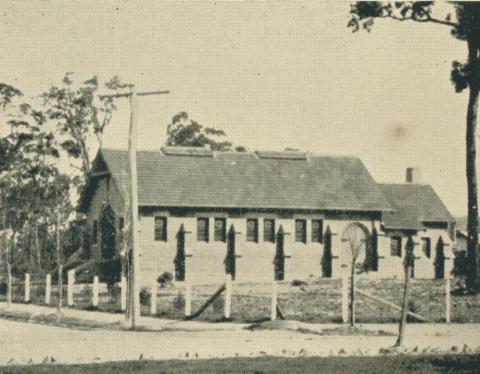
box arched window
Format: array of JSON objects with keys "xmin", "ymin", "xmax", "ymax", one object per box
[{"xmin": 100, "ymin": 205, "xmax": 116, "ymax": 259}]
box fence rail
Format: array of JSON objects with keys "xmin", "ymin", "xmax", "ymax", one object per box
[{"xmin": 0, "ymin": 272, "xmax": 454, "ymax": 324}]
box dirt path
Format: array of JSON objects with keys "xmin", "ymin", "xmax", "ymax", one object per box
[{"xmin": 1, "ymin": 319, "xmax": 480, "ymax": 365}]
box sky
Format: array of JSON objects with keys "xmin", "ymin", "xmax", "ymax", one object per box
[{"xmin": 0, "ymin": 1, "xmax": 471, "ymax": 216}]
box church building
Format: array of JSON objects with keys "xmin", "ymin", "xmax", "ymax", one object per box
[{"xmin": 78, "ymin": 146, "xmax": 455, "ymax": 285}]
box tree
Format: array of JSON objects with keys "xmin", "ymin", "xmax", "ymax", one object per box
[
  {"xmin": 396, "ymin": 235, "xmax": 415, "ymax": 347},
  {"xmin": 44, "ymin": 174, "xmax": 72, "ymax": 321},
  {"xmin": 0, "ymin": 82, "xmax": 76, "ymax": 309},
  {"xmin": 166, "ymin": 111, "xmax": 245, "ymax": 151},
  {"xmin": 42, "ymin": 73, "xmax": 124, "ymax": 182},
  {"xmin": 342, "ymin": 224, "xmax": 367, "ymax": 326},
  {"xmin": 349, "ymin": 2, "xmax": 480, "ymax": 291}
]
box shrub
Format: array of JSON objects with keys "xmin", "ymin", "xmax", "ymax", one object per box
[
  {"xmin": 406, "ymin": 299, "xmax": 421, "ymax": 322},
  {"xmin": 99, "ymin": 258, "xmax": 122, "ymax": 287},
  {"xmin": 291, "ymin": 279, "xmax": 307, "ymax": 287},
  {"xmin": 213, "ymin": 294, "xmax": 224, "ymax": 314},
  {"xmin": 157, "ymin": 272, "xmax": 173, "ymax": 288},
  {"xmin": 139, "ymin": 287, "xmax": 150, "ymax": 305},
  {"xmin": 0, "ymin": 281, "xmax": 6, "ymax": 295},
  {"xmin": 173, "ymin": 292, "xmax": 185, "ymax": 310}
]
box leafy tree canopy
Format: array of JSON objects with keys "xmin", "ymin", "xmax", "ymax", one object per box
[
  {"xmin": 166, "ymin": 111, "xmax": 245, "ymax": 152},
  {"xmin": 349, "ymin": 2, "xmax": 480, "ymax": 93},
  {"xmin": 41, "ymin": 73, "xmax": 126, "ymax": 179},
  {"xmin": 348, "ymin": 1, "xmax": 480, "ymax": 291}
]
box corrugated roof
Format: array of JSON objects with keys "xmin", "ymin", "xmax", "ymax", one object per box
[
  {"xmin": 82, "ymin": 148, "xmax": 392, "ymax": 212},
  {"xmin": 379, "ymin": 184, "xmax": 455, "ymax": 230}
]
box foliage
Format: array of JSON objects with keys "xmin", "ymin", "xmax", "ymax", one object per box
[
  {"xmin": 291, "ymin": 279, "xmax": 307, "ymax": 287},
  {"xmin": 0, "ymin": 83, "xmax": 22, "ymax": 109},
  {"xmin": 157, "ymin": 272, "xmax": 173, "ymax": 288},
  {"xmin": 348, "ymin": 1, "xmax": 480, "ymax": 292},
  {"xmin": 0, "ymin": 74, "xmax": 126, "ymax": 277},
  {"xmin": 453, "ymin": 250, "xmax": 468, "ymax": 278},
  {"xmin": 41, "ymin": 73, "xmax": 125, "ymax": 180},
  {"xmin": 166, "ymin": 111, "xmax": 245, "ymax": 152},
  {"xmin": 0, "ymin": 82, "xmax": 72, "ymax": 274},
  {"xmin": 2, "ymin": 352, "xmax": 480, "ymax": 373},
  {"xmin": 139, "ymin": 287, "xmax": 150, "ymax": 305},
  {"xmin": 172, "ymin": 291, "xmax": 185, "ymax": 310},
  {"xmin": 212, "ymin": 293, "xmax": 224, "ymax": 314},
  {"xmin": 98, "ymin": 257, "xmax": 122, "ymax": 287},
  {"xmin": 0, "ymin": 280, "xmax": 6, "ymax": 295}
]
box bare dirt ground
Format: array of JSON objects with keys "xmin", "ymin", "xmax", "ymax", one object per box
[{"xmin": 1, "ymin": 316, "xmax": 480, "ymax": 365}]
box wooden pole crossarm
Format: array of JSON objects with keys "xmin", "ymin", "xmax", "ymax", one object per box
[{"xmin": 99, "ymin": 90, "xmax": 170, "ymax": 100}]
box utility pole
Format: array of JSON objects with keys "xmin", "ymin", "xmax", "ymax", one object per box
[
  {"xmin": 100, "ymin": 86, "xmax": 169, "ymax": 328},
  {"xmin": 128, "ymin": 85, "xmax": 141, "ymax": 327}
]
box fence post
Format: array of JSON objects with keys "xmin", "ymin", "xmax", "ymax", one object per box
[
  {"xmin": 121, "ymin": 276, "xmax": 127, "ymax": 312},
  {"xmin": 24, "ymin": 273, "xmax": 30, "ymax": 303},
  {"xmin": 45, "ymin": 274, "xmax": 51, "ymax": 305},
  {"xmin": 271, "ymin": 280, "xmax": 278, "ymax": 321},
  {"xmin": 185, "ymin": 280, "xmax": 192, "ymax": 318},
  {"xmin": 67, "ymin": 270, "xmax": 75, "ymax": 306},
  {"xmin": 445, "ymin": 277, "xmax": 451, "ymax": 324},
  {"xmin": 92, "ymin": 276, "xmax": 99, "ymax": 308},
  {"xmin": 341, "ymin": 275, "xmax": 349, "ymax": 324},
  {"xmin": 150, "ymin": 279, "xmax": 157, "ymax": 315},
  {"xmin": 225, "ymin": 273, "xmax": 232, "ymax": 319}
]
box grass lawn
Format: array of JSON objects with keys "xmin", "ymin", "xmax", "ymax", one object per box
[{"xmin": 2, "ymin": 354, "xmax": 480, "ymax": 374}]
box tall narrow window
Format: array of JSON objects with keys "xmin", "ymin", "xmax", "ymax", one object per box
[
  {"xmin": 390, "ymin": 236, "xmax": 402, "ymax": 257},
  {"xmin": 295, "ymin": 219, "xmax": 307, "ymax": 243},
  {"xmin": 214, "ymin": 218, "xmax": 227, "ymax": 242},
  {"xmin": 263, "ymin": 219, "xmax": 275, "ymax": 243},
  {"xmin": 422, "ymin": 237, "xmax": 431, "ymax": 258},
  {"xmin": 311, "ymin": 219, "xmax": 323, "ymax": 243},
  {"xmin": 197, "ymin": 217, "xmax": 209, "ymax": 242},
  {"xmin": 246, "ymin": 218, "xmax": 258, "ymax": 242},
  {"xmin": 154, "ymin": 216, "xmax": 167, "ymax": 242},
  {"xmin": 92, "ymin": 220, "xmax": 98, "ymax": 245}
]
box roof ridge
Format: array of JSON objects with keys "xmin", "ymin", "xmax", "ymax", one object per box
[{"xmin": 101, "ymin": 147, "xmax": 360, "ymax": 160}]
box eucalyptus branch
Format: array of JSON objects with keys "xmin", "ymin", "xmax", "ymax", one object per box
[{"xmin": 380, "ymin": 13, "xmax": 457, "ymax": 27}]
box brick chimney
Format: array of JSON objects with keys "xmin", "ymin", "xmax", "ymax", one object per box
[{"xmin": 406, "ymin": 167, "xmax": 421, "ymax": 184}]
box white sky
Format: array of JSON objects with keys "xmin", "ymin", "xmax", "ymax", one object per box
[{"xmin": 0, "ymin": 1, "xmax": 471, "ymax": 216}]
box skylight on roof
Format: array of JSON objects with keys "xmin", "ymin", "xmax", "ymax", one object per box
[
  {"xmin": 161, "ymin": 146, "xmax": 214, "ymax": 157},
  {"xmin": 255, "ymin": 150, "xmax": 307, "ymax": 160}
]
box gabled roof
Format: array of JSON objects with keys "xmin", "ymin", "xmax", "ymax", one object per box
[
  {"xmin": 379, "ymin": 184, "xmax": 455, "ymax": 230},
  {"xmin": 79, "ymin": 148, "xmax": 392, "ymax": 213}
]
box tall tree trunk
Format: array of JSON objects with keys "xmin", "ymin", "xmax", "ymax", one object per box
[
  {"xmin": 35, "ymin": 221, "xmax": 41, "ymax": 270},
  {"xmin": 350, "ymin": 260, "xmax": 356, "ymax": 327},
  {"xmin": 6, "ymin": 262, "xmax": 12, "ymax": 306},
  {"xmin": 395, "ymin": 262, "xmax": 412, "ymax": 347},
  {"xmin": 465, "ymin": 43, "xmax": 480, "ymax": 291},
  {"xmin": 56, "ymin": 218, "xmax": 63, "ymax": 321},
  {"xmin": 6, "ymin": 232, "xmax": 15, "ymax": 306}
]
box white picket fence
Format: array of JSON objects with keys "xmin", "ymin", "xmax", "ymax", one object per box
[{"xmin": 18, "ymin": 271, "xmax": 453, "ymax": 323}]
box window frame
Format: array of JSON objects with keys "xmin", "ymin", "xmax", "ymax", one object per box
[
  {"xmin": 197, "ymin": 217, "xmax": 210, "ymax": 242},
  {"xmin": 421, "ymin": 237, "xmax": 431, "ymax": 258},
  {"xmin": 295, "ymin": 219, "xmax": 307, "ymax": 243},
  {"xmin": 390, "ymin": 236, "xmax": 402, "ymax": 257},
  {"xmin": 214, "ymin": 217, "xmax": 227, "ymax": 242},
  {"xmin": 263, "ymin": 218, "xmax": 275, "ymax": 243},
  {"xmin": 154, "ymin": 216, "xmax": 168, "ymax": 242},
  {"xmin": 246, "ymin": 218, "xmax": 259, "ymax": 243},
  {"xmin": 311, "ymin": 219, "xmax": 324, "ymax": 244}
]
